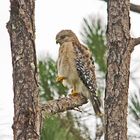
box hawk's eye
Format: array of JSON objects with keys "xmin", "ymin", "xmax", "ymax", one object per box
[{"xmin": 61, "ymin": 35, "xmax": 65, "ymax": 39}]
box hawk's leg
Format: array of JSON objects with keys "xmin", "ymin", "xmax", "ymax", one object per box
[
  {"xmin": 56, "ymin": 76, "xmax": 66, "ymax": 83},
  {"xmin": 70, "ymin": 84, "xmax": 79, "ymax": 96}
]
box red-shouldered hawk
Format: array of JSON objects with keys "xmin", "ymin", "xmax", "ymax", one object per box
[{"xmin": 56, "ymin": 29, "xmax": 101, "ymax": 116}]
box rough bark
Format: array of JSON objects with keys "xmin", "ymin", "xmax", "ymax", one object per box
[
  {"xmin": 105, "ymin": 0, "xmax": 131, "ymax": 140},
  {"xmin": 7, "ymin": 0, "xmax": 40, "ymax": 139},
  {"xmin": 130, "ymin": 3, "xmax": 140, "ymax": 13},
  {"xmin": 102, "ymin": 0, "xmax": 140, "ymax": 14},
  {"xmin": 41, "ymin": 94, "xmax": 87, "ymax": 116}
]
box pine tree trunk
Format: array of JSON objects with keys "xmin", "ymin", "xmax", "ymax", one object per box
[
  {"xmin": 105, "ymin": 0, "xmax": 131, "ymax": 140},
  {"xmin": 7, "ymin": 0, "xmax": 40, "ymax": 139}
]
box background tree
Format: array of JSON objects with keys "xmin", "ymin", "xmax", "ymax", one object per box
[
  {"xmin": 81, "ymin": 17, "xmax": 106, "ymax": 73},
  {"xmin": 7, "ymin": 0, "xmax": 41, "ymax": 139},
  {"xmin": 105, "ymin": 0, "xmax": 140, "ymax": 139}
]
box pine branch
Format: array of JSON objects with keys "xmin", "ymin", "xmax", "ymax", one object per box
[{"xmin": 41, "ymin": 94, "xmax": 87, "ymax": 116}]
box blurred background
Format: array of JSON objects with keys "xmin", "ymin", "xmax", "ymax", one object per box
[{"xmin": 0, "ymin": 0, "xmax": 140, "ymax": 139}]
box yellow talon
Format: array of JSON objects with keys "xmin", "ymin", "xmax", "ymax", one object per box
[
  {"xmin": 56, "ymin": 76, "xmax": 66, "ymax": 82},
  {"xmin": 70, "ymin": 89, "xmax": 79, "ymax": 96}
]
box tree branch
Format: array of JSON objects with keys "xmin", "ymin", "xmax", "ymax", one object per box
[
  {"xmin": 41, "ymin": 94, "xmax": 87, "ymax": 116},
  {"xmin": 101, "ymin": 0, "xmax": 140, "ymax": 14},
  {"xmin": 130, "ymin": 3, "xmax": 140, "ymax": 13},
  {"xmin": 132, "ymin": 37, "xmax": 140, "ymax": 46}
]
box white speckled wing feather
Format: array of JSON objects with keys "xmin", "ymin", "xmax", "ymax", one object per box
[{"xmin": 73, "ymin": 42, "xmax": 101, "ymax": 114}]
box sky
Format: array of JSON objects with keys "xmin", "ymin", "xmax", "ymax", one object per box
[{"xmin": 0, "ymin": 0, "xmax": 140, "ymax": 140}]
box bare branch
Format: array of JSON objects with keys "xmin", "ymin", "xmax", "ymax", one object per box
[
  {"xmin": 41, "ymin": 94, "xmax": 87, "ymax": 116},
  {"xmin": 130, "ymin": 3, "xmax": 140, "ymax": 13},
  {"xmin": 132, "ymin": 37, "xmax": 140, "ymax": 46},
  {"xmin": 101, "ymin": 0, "xmax": 140, "ymax": 13}
]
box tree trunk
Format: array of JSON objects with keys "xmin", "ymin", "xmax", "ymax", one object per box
[
  {"xmin": 7, "ymin": 0, "xmax": 40, "ymax": 139},
  {"xmin": 105, "ymin": 0, "xmax": 131, "ymax": 140}
]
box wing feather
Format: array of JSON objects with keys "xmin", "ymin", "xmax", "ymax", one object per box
[
  {"xmin": 73, "ymin": 42, "xmax": 101, "ymax": 110},
  {"xmin": 73, "ymin": 42, "xmax": 97, "ymax": 93}
]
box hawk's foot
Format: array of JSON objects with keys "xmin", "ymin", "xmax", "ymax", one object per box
[
  {"xmin": 56, "ymin": 76, "xmax": 66, "ymax": 83},
  {"xmin": 70, "ymin": 90, "xmax": 79, "ymax": 96}
]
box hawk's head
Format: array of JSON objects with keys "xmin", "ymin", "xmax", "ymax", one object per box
[{"xmin": 56, "ymin": 30, "xmax": 79, "ymax": 45}]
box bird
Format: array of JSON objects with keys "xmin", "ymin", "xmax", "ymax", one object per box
[{"xmin": 55, "ymin": 29, "xmax": 102, "ymax": 116}]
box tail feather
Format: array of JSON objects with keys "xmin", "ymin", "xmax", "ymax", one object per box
[{"xmin": 90, "ymin": 94, "xmax": 102, "ymax": 116}]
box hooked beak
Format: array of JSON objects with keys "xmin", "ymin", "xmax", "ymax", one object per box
[
  {"xmin": 56, "ymin": 40, "xmax": 59, "ymax": 44},
  {"xmin": 56, "ymin": 38, "xmax": 60, "ymax": 44}
]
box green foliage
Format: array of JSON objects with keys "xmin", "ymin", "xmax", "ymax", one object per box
[
  {"xmin": 41, "ymin": 113, "xmax": 88, "ymax": 140},
  {"xmin": 129, "ymin": 92, "xmax": 140, "ymax": 126},
  {"xmin": 41, "ymin": 116, "xmax": 79, "ymax": 140},
  {"xmin": 81, "ymin": 17, "xmax": 107, "ymax": 73}
]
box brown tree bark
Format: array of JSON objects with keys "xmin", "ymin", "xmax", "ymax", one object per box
[
  {"xmin": 102, "ymin": 0, "xmax": 140, "ymax": 14},
  {"xmin": 130, "ymin": 3, "xmax": 140, "ymax": 13},
  {"xmin": 41, "ymin": 94, "xmax": 87, "ymax": 116},
  {"xmin": 105, "ymin": 0, "xmax": 131, "ymax": 139},
  {"xmin": 7, "ymin": 0, "xmax": 41, "ymax": 139}
]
